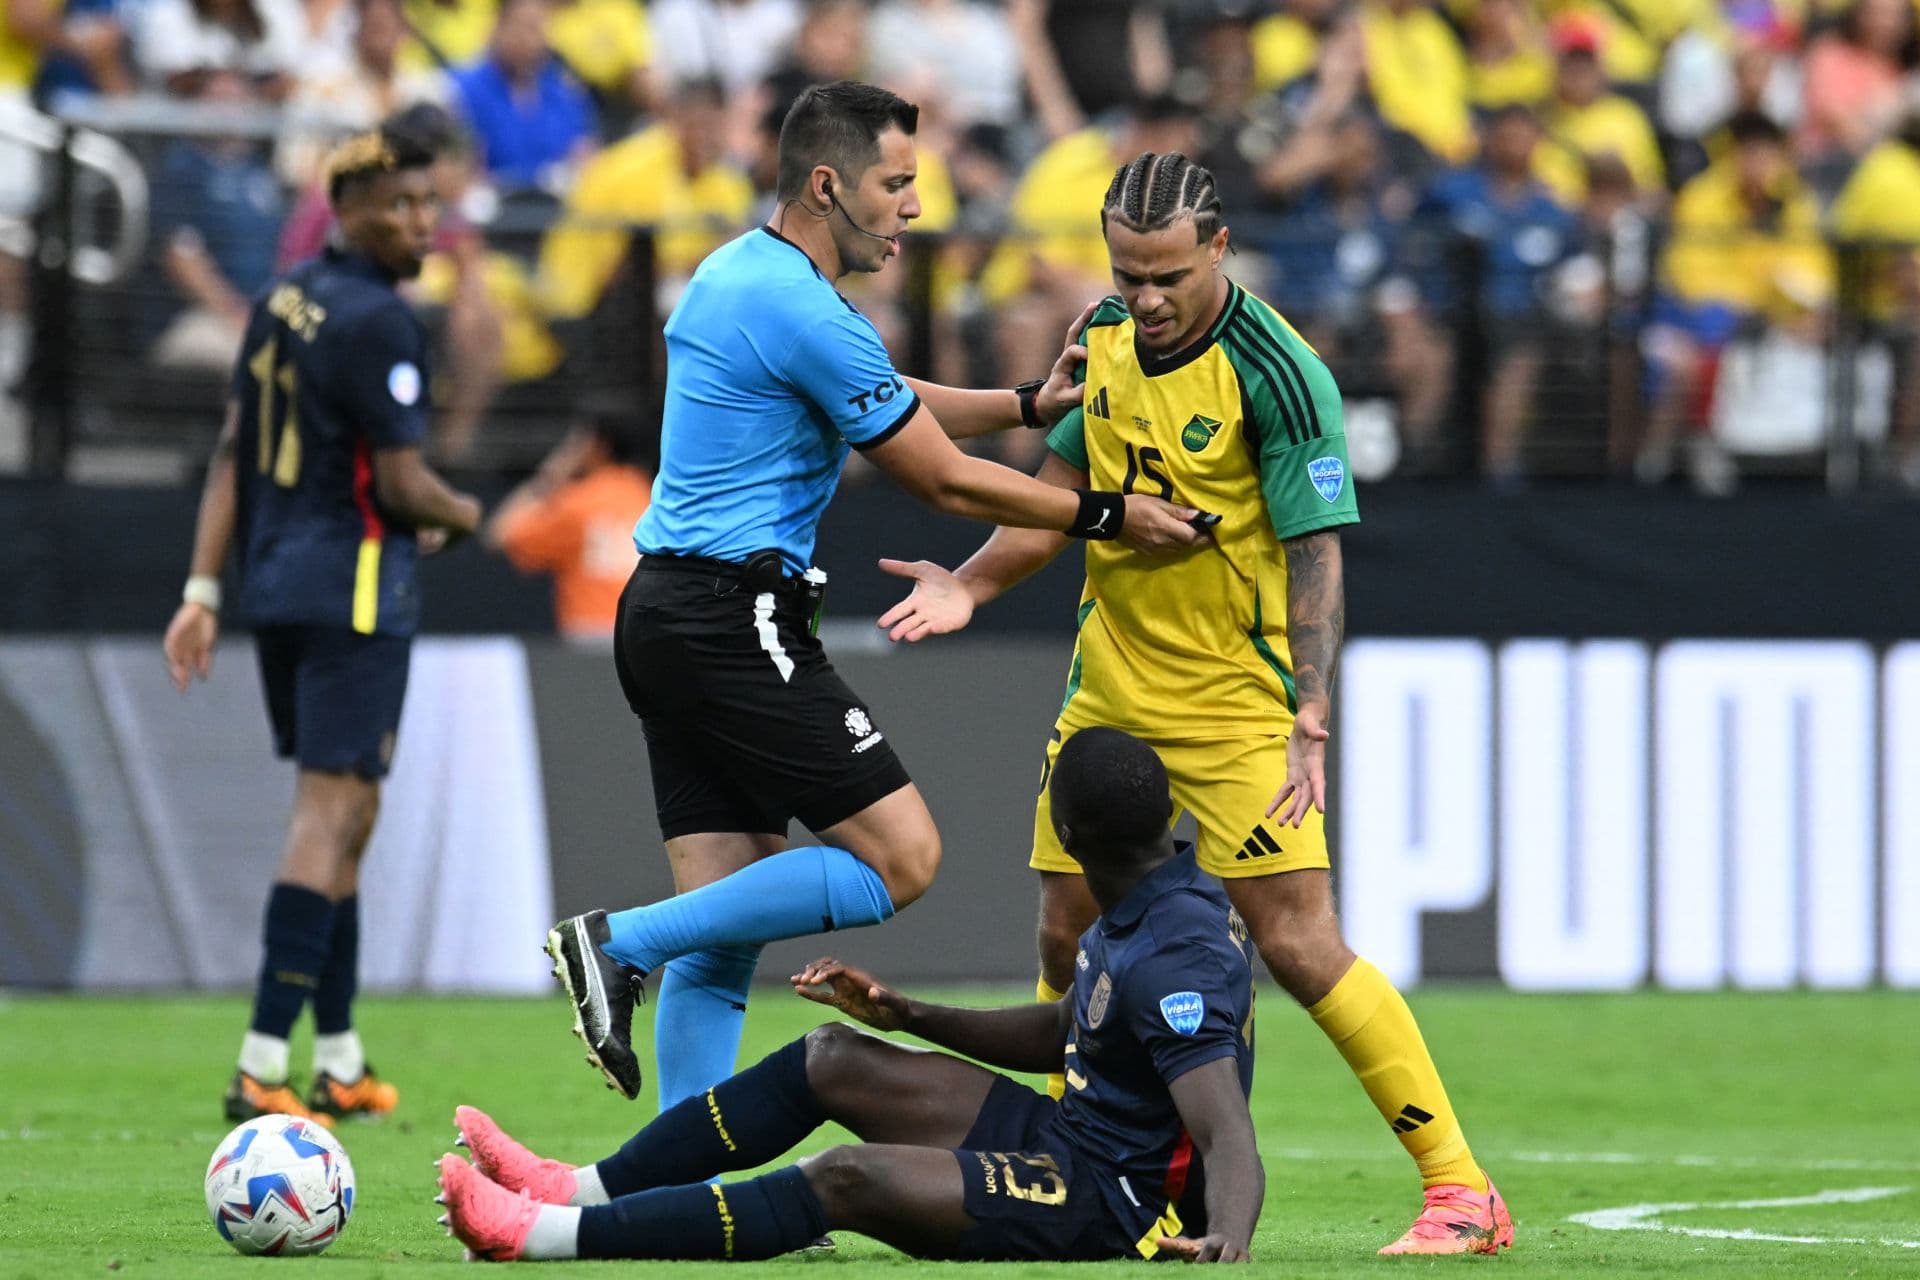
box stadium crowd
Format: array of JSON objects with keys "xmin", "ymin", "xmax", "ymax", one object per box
[{"xmin": 6, "ymin": 0, "xmax": 1920, "ymax": 490}]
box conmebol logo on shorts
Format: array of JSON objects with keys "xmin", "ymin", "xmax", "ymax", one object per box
[{"xmin": 845, "ymin": 708, "xmax": 884, "ymax": 754}]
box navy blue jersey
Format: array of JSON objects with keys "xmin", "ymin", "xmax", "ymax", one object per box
[
  {"xmin": 1051, "ymin": 847, "xmax": 1257, "ymax": 1241},
  {"xmin": 635, "ymin": 227, "xmax": 921, "ymax": 575},
  {"xmin": 230, "ymin": 248, "xmax": 430, "ymax": 636}
]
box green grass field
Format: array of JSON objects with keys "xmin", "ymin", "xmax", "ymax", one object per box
[{"xmin": 2, "ymin": 988, "xmax": 1917, "ymax": 1277}]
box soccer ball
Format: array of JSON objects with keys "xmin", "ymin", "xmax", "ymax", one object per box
[{"xmin": 204, "ymin": 1115, "xmax": 356, "ymax": 1256}]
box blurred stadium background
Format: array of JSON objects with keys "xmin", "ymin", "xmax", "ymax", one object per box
[{"xmin": 2, "ymin": 0, "xmax": 1916, "ymax": 993}]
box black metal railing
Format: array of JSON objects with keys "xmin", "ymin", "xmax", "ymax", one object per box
[{"xmin": 9, "ymin": 100, "xmax": 1916, "ymax": 492}]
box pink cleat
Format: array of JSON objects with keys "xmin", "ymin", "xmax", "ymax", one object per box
[
  {"xmin": 1377, "ymin": 1174, "xmax": 1514, "ymax": 1256},
  {"xmin": 455, "ymin": 1105, "xmax": 579, "ymax": 1205},
  {"xmin": 437, "ymin": 1154, "xmax": 541, "ymax": 1262}
]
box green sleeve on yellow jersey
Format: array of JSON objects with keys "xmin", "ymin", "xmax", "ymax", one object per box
[
  {"xmin": 1261, "ymin": 429, "xmax": 1359, "ymax": 540},
  {"xmin": 1221, "ymin": 300, "xmax": 1360, "ymax": 540},
  {"xmin": 1046, "ymin": 405, "xmax": 1088, "ymax": 469},
  {"xmin": 1044, "ymin": 295, "xmax": 1127, "ymax": 473}
]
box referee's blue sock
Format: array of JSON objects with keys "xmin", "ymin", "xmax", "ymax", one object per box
[
  {"xmin": 594, "ymin": 1037, "xmax": 824, "ymax": 1198},
  {"xmin": 576, "ymin": 1165, "xmax": 827, "ymax": 1261},
  {"xmin": 601, "ymin": 845, "xmax": 894, "ymax": 974},
  {"xmin": 654, "ymin": 943, "xmax": 762, "ymax": 1111}
]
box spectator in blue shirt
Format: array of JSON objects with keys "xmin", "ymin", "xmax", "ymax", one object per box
[
  {"xmin": 1261, "ymin": 113, "xmax": 1410, "ymax": 354},
  {"xmin": 450, "ymin": 0, "xmax": 597, "ymax": 191},
  {"xmin": 33, "ymin": 0, "xmax": 136, "ymax": 99},
  {"xmin": 1381, "ymin": 104, "xmax": 1587, "ymax": 481},
  {"xmin": 1409, "ymin": 106, "xmax": 1583, "ymax": 327},
  {"xmin": 1255, "ymin": 111, "xmax": 1435, "ymax": 453},
  {"xmin": 147, "ymin": 68, "xmax": 288, "ymax": 370}
]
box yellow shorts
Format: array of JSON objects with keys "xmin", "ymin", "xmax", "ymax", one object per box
[{"xmin": 1028, "ymin": 729, "xmax": 1330, "ymax": 879}]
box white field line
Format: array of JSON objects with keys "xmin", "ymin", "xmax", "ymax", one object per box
[
  {"xmin": 1264, "ymin": 1146, "xmax": 1920, "ymax": 1174},
  {"xmin": 1570, "ymin": 1185, "xmax": 1920, "ymax": 1249}
]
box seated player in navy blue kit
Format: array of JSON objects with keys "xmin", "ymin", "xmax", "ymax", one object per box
[
  {"xmin": 162, "ymin": 119, "xmax": 484, "ymax": 1123},
  {"xmin": 436, "ymin": 728, "xmax": 1264, "ymax": 1263}
]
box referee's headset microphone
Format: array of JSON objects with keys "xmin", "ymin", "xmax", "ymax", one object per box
[{"xmin": 822, "ymin": 177, "xmax": 897, "ymax": 243}]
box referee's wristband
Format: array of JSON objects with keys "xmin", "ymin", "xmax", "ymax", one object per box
[
  {"xmin": 1066, "ymin": 489, "xmax": 1125, "ymax": 540},
  {"xmin": 1014, "ymin": 378, "xmax": 1047, "ymax": 429},
  {"xmin": 182, "ymin": 574, "xmax": 221, "ymax": 613}
]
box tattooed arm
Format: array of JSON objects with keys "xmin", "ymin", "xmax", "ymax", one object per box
[{"xmin": 1269, "ymin": 529, "xmax": 1344, "ymax": 826}]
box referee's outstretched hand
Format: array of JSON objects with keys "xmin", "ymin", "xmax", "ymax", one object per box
[
  {"xmin": 790, "ymin": 958, "xmax": 911, "ymax": 1032},
  {"xmin": 1120, "ymin": 495, "xmax": 1213, "ymax": 555}
]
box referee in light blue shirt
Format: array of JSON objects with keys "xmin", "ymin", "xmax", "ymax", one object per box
[{"xmin": 545, "ymin": 81, "xmax": 1210, "ymax": 1111}]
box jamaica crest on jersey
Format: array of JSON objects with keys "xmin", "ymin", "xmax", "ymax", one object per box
[
  {"xmin": 1180, "ymin": 414, "xmax": 1222, "ymax": 453},
  {"xmin": 844, "ymin": 707, "xmax": 884, "ymax": 754}
]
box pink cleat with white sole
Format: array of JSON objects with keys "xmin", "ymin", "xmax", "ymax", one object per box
[
  {"xmin": 455, "ymin": 1105, "xmax": 579, "ymax": 1205},
  {"xmin": 437, "ymin": 1154, "xmax": 541, "ymax": 1262},
  {"xmin": 1377, "ymin": 1174, "xmax": 1514, "ymax": 1256}
]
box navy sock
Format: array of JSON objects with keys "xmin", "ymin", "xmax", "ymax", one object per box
[
  {"xmin": 311, "ymin": 893, "xmax": 358, "ymax": 1035},
  {"xmin": 595, "ymin": 1037, "xmax": 823, "ymax": 1198},
  {"xmin": 654, "ymin": 943, "xmax": 762, "ymax": 1111},
  {"xmin": 602, "ymin": 845, "xmax": 894, "ymax": 973},
  {"xmin": 249, "ymin": 883, "xmax": 334, "ymax": 1040},
  {"xmin": 576, "ymin": 1165, "xmax": 826, "ymax": 1261}
]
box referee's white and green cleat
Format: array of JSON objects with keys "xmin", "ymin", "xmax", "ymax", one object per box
[{"xmin": 545, "ymin": 911, "xmax": 646, "ymax": 1100}]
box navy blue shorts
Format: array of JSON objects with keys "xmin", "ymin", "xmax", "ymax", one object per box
[
  {"xmin": 255, "ymin": 625, "xmax": 411, "ymax": 780},
  {"xmin": 949, "ymin": 1077, "xmax": 1151, "ymax": 1262}
]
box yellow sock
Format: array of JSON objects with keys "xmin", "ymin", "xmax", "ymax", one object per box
[
  {"xmin": 1036, "ymin": 976, "xmax": 1068, "ymax": 1100},
  {"xmin": 1307, "ymin": 958, "xmax": 1486, "ymax": 1193}
]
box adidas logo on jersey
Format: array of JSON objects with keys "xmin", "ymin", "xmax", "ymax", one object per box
[{"xmin": 1087, "ymin": 387, "xmax": 1110, "ymax": 419}]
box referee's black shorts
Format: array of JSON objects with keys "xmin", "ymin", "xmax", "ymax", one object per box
[{"xmin": 613, "ymin": 555, "xmax": 913, "ymax": 840}]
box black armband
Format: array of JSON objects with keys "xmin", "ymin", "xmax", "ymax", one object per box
[
  {"xmin": 1066, "ymin": 489, "xmax": 1125, "ymax": 540},
  {"xmin": 1014, "ymin": 378, "xmax": 1047, "ymax": 429}
]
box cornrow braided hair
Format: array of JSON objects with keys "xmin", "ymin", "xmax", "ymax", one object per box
[{"xmin": 1101, "ymin": 152, "xmax": 1224, "ymax": 243}]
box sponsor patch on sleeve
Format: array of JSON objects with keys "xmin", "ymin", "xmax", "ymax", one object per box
[
  {"xmin": 388, "ymin": 361, "xmax": 422, "ymax": 407},
  {"xmin": 1159, "ymin": 991, "xmax": 1206, "ymax": 1035},
  {"xmin": 1307, "ymin": 455, "xmax": 1345, "ymax": 503}
]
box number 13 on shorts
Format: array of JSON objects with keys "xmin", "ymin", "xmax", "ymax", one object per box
[{"xmin": 973, "ymin": 1151, "xmax": 1068, "ymax": 1206}]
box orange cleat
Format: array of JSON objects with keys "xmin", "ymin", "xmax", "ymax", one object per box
[
  {"xmin": 454, "ymin": 1105, "xmax": 579, "ymax": 1205},
  {"xmin": 1377, "ymin": 1175, "xmax": 1514, "ymax": 1256},
  {"xmin": 308, "ymin": 1064, "xmax": 399, "ymax": 1120},
  {"xmin": 436, "ymin": 1153, "xmax": 541, "ymax": 1262},
  {"xmin": 224, "ymin": 1070, "xmax": 330, "ymax": 1126}
]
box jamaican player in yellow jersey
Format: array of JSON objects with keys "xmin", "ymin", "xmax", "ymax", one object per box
[{"xmin": 878, "ymin": 153, "xmax": 1514, "ymax": 1257}]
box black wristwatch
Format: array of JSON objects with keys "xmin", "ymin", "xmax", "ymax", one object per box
[{"xmin": 1014, "ymin": 378, "xmax": 1048, "ymax": 429}]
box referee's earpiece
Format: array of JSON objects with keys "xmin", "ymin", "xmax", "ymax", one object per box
[{"xmin": 819, "ymin": 174, "xmax": 894, "ymax": 242}]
